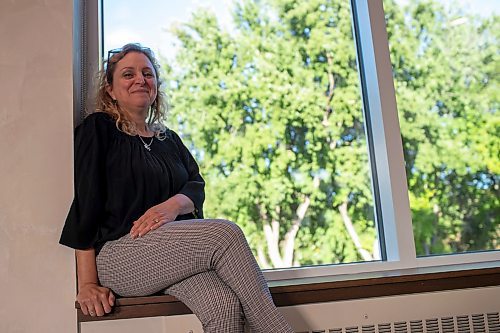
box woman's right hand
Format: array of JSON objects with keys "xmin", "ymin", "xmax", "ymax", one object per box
[{"xmin": 77, "ymin": 282, "xmax": 115, "ymax": 317}]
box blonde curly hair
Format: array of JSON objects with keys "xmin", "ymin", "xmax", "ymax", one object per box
[{"xmin": 94, "ymin": 43, "xmax": 167, "ymax": 137}]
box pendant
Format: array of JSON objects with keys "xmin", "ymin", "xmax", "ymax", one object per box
[{"xmin": 137, "ymin": 135, "xmax": 153, "ymax": 151}]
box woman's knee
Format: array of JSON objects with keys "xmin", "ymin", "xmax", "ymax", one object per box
[{"xmin": 209, "ymin": 219, "xmax": 246, "ymax": 243}]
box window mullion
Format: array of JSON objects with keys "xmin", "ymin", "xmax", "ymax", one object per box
[
  {"xmin": 351, "ymin": 0, "xmax": 416, "ymax": 266},
  {"xmin": 73, "ymin": 0, "xmax": 99, "ymax": 127}
]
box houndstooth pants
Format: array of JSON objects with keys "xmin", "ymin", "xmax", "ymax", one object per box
[{"xmin": 96, "ymin": 219, "xmax": 293, "ymax": 333}]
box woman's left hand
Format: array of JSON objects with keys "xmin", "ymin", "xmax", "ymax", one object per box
[{"xmin": 130, "ymin": 200, "xmax": 180, "ymax": 239}]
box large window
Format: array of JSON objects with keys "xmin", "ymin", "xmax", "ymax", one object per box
[
  {"xmin": 81, "ymin": 0, "xmax": 499, "ymax": 279},
  {"xmin": 384, "ymin": 0, "xmax": 499, "ymax": 256},
  {"xmin": 103, "ymin": 0, "xmax": 381, "ymax": 270}
]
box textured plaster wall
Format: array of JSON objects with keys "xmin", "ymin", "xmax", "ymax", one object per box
[{"xmin": 0, "ymin": 0, "xmax": 76, "ymax": 332}]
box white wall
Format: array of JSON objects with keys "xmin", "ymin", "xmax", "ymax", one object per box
[{"xmin": 0, "ymin": 0, "xmax": 76, "ymax": 332}]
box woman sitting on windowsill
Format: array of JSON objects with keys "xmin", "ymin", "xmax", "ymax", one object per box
[{"xmin": 59, "ymin": 43, "xmax": 293, "ymax": 333}]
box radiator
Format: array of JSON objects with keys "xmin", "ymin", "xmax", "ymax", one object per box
[
  {"xmin": 297, "ymin": 313, "xmax": 500, "ymax": 333},
  {"xmin": 280, "ymin": 286, "xmax": 500, "ymax": 333}
]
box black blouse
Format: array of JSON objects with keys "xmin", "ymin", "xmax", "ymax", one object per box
[{"xmin": 59, "ymin": 112, "xmax": 205, "ymax": 253}]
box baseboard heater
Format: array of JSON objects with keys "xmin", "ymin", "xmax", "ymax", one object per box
[
  {"xmin": 297, "ymin": 312, "xmax": 500, "ymax": 333},
  {"xmin": 281, "ymin": 286, "xmax": 500, "ymax": 333}
]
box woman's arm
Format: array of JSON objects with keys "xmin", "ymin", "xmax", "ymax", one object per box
[
  {"xmin": 169, "ymin": 130, "xmax": 206, "ymax": 219},
  {"xmin": 130, "ymin": 193, "xmax": 194, "ymax": 239},
  {"xmin": 60, "ymin": 113, "xmax": 111, "ymax": 250},
  {"xmin": 75, "ymin": 248, "xmax": 115, "ymax": 316}
]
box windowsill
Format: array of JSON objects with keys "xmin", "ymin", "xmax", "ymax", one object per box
[
  {"xmin": 77, "ymin": 261, "xmax": 500, "ymax": 322},
  {"xmin": 268, "ymin": 261, "xmax": 500, "ymax": 307},
  {"xmin": 263, "ymin": 251, "xmax": 500, "ymax": 281},
  {"xmin": 267, "ymin": 259, "xmax": 500, "ymax": 288}
]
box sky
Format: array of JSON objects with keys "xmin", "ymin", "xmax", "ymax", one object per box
[
  {"xmin": 103, "ymin": 0, "xmax": 236, "ymax": 61},
  {"xmin": 103, "ymin": 0, "xmax": 499, "ymax": 61}
]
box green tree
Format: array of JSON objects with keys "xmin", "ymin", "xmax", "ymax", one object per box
[
  {"xmin": 165, "ymin": 0, "xmax": 499, "ymax": 267},
  {"xmin": 384, "ymin": 0, "xmax": 499, "ymax": 254},
  {"xmin": 165, "ymin": 0, "xmax": 376, "ymax": 268}
]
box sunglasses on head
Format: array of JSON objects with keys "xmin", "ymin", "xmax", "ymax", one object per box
[{"xmin": 106, "ymin": 44, "xmax": 153, "ymax": 63}]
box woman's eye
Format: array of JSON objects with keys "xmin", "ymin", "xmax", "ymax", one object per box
[
  {"xmin": 123, "ymin": 72, "xmax": 133, "ymax": 78},
  {"xmin": 144, "ymin": 72, "xmax": 154, "ymax": 78}
]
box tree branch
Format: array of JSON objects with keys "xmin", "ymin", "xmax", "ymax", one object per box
[
  {"xmin": 282, "ymin": 176, "xmax": 321, "ymax": 266},
  {"xmin": 338, "ymin": 201, "xmax": 373, "ymax": 261},
  {"xmin": 257, "ymin": 245, "xmax": 271, "ymax": 269},
  {"xmin": 323, "ymin": 51, "xmax": 335, "ymax": 127},
  {"xmin": 258, "ymin": 203, "xmax": 284, "ymax": 268}
]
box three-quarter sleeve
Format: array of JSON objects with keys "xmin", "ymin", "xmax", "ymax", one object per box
[
  {"xmin": 59, "ymin": 113, "xmax": 110, "ymax": 249},
  {"xmin": 170, "ymin": 131, "xmax": 205, "ymax": 218}
]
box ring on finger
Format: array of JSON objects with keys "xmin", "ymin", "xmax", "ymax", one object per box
[
  {"xmin": 89, "ymin": 311, "xmax": 95, "ymax": 316},
  {"xmin": 154, "ymin": 218, "xmax": 159, "ymax": 223}
]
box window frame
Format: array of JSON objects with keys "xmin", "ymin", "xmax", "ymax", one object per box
[{"xmin": 75, "ymin": 0, "xmax": 499, "ymax": 283}]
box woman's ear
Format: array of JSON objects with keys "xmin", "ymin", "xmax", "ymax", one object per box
[{"xmin": 106, "ymin": 84, "xmax": 115, "ymax": 101}]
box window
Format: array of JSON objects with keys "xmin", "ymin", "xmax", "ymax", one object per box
[
  {"xmin": 103, "ymin": 0, "xmax": 381, "ymax": 270},
  {"xmin": 384, "ymin": 0, "xmax": 499, "ymax": 256},
  {"xmin": 77, "ymin": 0, "xmax": 498, "ymax": 281}
]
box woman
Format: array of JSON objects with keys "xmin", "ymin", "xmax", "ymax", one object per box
[{"xmin": 60, "ymin": 43, "xmax": 293, "ymax": 333}]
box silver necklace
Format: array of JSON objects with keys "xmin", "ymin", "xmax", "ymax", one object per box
[{"xmin": 137, "ymin": 135, "xmax": 154, "ymax": 151}]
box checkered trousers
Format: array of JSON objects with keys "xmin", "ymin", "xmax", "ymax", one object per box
[{"xmin": 96, "ymin": 219, "xmax": 293, "ymax": 333}]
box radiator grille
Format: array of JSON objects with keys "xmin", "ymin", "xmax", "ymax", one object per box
[
  {"xmin": 441, "ymin": 316, "xmax": 454, "ymax": 333},
  {"xmin": 487, "ymin": 313, "xmax": 500, "ymax": 333},
  {"xmin": 362, "ymin": 325, "xmax": 376, "ymax": 333},
  {"xmin": 311, "ymin": 312, "xmax": 500, "ymax": 333}
]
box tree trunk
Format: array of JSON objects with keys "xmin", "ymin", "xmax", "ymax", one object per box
[
  {"xmin": 259, "ymin": 204, "xmax": 285, "ymax": 268},
  {"xmin": 263, "ymin": 219, "xmax": 285, "ymax": 268},
  {"xmin": 338, "ymin": 201, "xmax": 373, "ymax": 261},
  {"xmin": 281, "ymin": 176, "xmax": 320, "ymax": 267},
  {"xmin": 257, "ymin": 245, "xmax": 271, "ymax": 269},
  {"xmin": 258, "ymin": 176, "xmax": 320, "ymax": 268}
]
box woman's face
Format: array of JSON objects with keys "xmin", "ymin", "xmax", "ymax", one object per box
[{"xmin": 106, "ymin": 51, "xmax": 158, "ymax": 114}]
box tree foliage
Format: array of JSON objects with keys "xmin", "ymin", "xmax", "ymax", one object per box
[
  {"xmin": 384, "ymin": 0, "xmax": 499, "ymax": 254},
  {"xmin": 164, "ymin": 0, "xmax": 499, "ymax": 267}
]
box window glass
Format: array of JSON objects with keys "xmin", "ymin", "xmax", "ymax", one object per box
[
  {"xmin": 384, "ymin": 0, "xmax": 499, "ymax": 255},
  {"xmin": 103, "ymin": 0, "xmax": 380, "ymax": 268}
]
